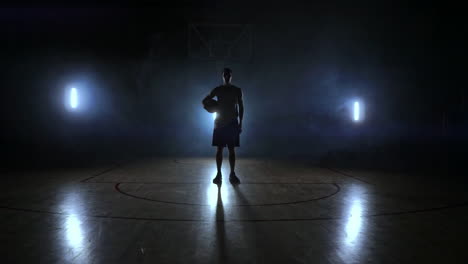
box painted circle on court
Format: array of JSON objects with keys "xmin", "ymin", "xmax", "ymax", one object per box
[{"xmin": 115, "ymin": 182, "xmax": 341, "ymax": 206}]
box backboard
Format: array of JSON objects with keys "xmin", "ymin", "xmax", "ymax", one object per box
[{"xmin": 188, "ymin": 23, "xmax": 254, "ymax": 63}]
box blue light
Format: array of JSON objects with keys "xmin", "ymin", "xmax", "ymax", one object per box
[
  {"xmin": 353, "ymin": 101, "xmax": 360, "ymax": 121},
  {"xmin": 70, "ymin": 88, "xmax": 78, "ymax": 109}
]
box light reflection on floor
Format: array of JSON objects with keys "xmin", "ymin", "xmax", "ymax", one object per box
[
  {"xmin": 60, "ymin": 189, "xmax": 89, "ymax": 262},
  {"xmin": 65, "ymin": 214, "xmax": 84, "ymax": 248},
  {"xmin": 205, "ymin": 166, "xmax": 231, "ymax": 208},
  {"xmin": 339, "ymin": 184, "xmax": 367, "ymax": 261},
  {"xmin": 344, "ymin": 198, "xmax": 363, "ymax": 245}
]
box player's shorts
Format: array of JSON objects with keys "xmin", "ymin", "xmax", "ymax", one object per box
[{"xmin": 212, "ymin": 119, "xmax": 240, "ymax": 148}]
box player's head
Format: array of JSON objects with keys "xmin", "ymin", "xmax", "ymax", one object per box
[{"xmin": 223, "ymin": 68, "xmax": 232, "ymax": 84}]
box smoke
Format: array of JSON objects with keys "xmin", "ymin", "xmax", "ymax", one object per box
[{"xmin": 1, "ymin": 6, "xmax": 466, "ymax": 170}]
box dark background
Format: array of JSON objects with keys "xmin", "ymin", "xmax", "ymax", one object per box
[{"xmin": 0, "ymin": 2, "xmax": 466, "ymax": 171}]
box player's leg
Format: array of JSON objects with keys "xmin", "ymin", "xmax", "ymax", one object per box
[
  {"xmin": 213, "ymin": 146, "xmax": 224, "ymax": 184},
  {"xmin": 228, "ymin": 146, "xmax": 240, "ymax": 184},
  {"xmin": 216, "ymin": 146, "xmax": 224, "ymax": 173},
  {"xmin": 228, "ymin": 146, "xmax": 235, "ymax": 174}
]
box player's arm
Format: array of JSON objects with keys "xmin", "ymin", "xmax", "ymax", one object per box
[
  {"xmin": 202, "ymin": 87, "xmax": 217, "ymax": 104},
  {"xmin": 238, "ymin": 89, "xmax": 244, "ymax": 129}
]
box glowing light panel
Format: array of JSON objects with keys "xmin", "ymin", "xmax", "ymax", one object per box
[
  {"xmin": 353, "ymin": 101, "xmax": 360, "ymax": 121},
  {"xmin": 213, "ymin": 112, "xmax": 217, "ymax": 120},
  {"xmin": 70, "ymin": 88, "xmax": 78, "ymax": 109}
]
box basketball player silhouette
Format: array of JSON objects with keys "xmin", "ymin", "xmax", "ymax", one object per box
[{"xmin": 202, "ymin": 68, "xmax": 244, "ymax": 184}]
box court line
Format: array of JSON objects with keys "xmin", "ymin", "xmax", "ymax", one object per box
[
  {"xmin": 173, "ymin": 159, "xmax": 268, "ymax": 165},
  {"xmin": 1, "ymin": 201, "xmax": 467, "ymax": 222},
  {"xmin": 4, "ymin": 159, "xmax": 467, "ymax": 222},
  {"xmin": 84, "ymin": 181, "xmax": 345, "ymax": 184},
  {"xmin": 114, "ymin": 182, "xmax": 341, "ymax": 207},
  {"xmin": 79, "ymin": 162, "xmax": 127, "ymax": 183},
  {"xmin": 173, "ymin": 159, "xmax": 211, "ymax": 165},
  {"xmin": 324, "ymin": 167, "xmax": 373, "ymax": 185}
]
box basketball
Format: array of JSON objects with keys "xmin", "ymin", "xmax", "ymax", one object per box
[{"xmin": 203, "ymin": 98, "xmax": 218, "ymax": 113}]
